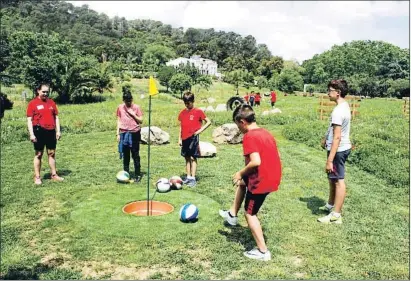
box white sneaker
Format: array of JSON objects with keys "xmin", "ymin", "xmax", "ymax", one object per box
[
  {"xmin": 243, "ymin": 248, "xmax": 271, "ymax": 261},
  {"xmin": 219, "ymin": 210, "xmax": 238, "ymax": 226},
  {"xmin": 317, "ymin": 213, "xmax": 342, "ymax": 224}
]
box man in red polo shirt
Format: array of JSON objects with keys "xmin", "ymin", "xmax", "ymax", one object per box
[
  {"xmin": 27, "ymin": 83, "xmax": 64, "ymax": 185},
  {"xmin": 219, "ymin": 104, "xmax": 282, "ymax": 261}
]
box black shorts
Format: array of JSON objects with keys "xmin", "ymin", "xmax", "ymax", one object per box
[
  {"xmin": 327, "ymin": 149, "xmax": 351, "ymax": 180},
  {"xmin": 271, "ymin": 101, "xmax": 276, "ymax": 107},
  {"xmin": 181, "ymin": 135, "xmax": 200, "ymax": 158},
  {"xmin": 244, "ymin": 190, "xmax": 269, "ymax": 215},
  {"xmin": 33, "ymin": 126, "xmax": 56, "ymax": 151},
  {"xmin": 255, "ymin": 101, "xmax": 260, "ymax": 106}
]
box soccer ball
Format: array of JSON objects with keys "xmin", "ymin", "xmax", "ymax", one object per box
[
  {"xmin": 156, "ymin": 178, "xmax": 171, "ymax": 193},
  {"xmin": 179, "ymin": 203, "xmax": 199, "ymax": 223},
  {"xmin": 169, "ymin": 176, "xmax": 183, "ymax": 190},
  {"xmin": 116, "ymin": 170, "xmax": 130, "ymax": 183}
]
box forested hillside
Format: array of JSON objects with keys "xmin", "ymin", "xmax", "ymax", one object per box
[{"xmin": 0, "ymin": 0, "xmax": 409, "ymax": 101}]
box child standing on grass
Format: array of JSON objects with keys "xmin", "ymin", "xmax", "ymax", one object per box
[
  {"xmin": 219, "ymin": 104, "xmax": 282, "ymax": 261},
  {"xmin": 318, "ymin": 79, "xmax": 351, "ymax": 224},
  {"xmin": 116, "ymin": 86, "xmax": 144, "ymax": 183},
  {"xmin": 178, "ymin": 91, "xmax": 211, "ymax": 187}
]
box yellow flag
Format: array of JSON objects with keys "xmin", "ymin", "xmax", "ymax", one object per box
[{"xmin": 149, "ymin": 76, "xmax": 158, "ymax": 96}]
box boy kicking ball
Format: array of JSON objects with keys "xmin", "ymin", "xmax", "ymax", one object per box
[{"xmin": 219, "ymin": 104, "xmax": 282, "ymax": 261}]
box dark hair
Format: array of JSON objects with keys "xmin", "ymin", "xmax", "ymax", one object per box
[
  {"xmin": 34, "ymin": 82, "xmax": 50, "ymax": 96},
  {"xmin": 233, "ymin": 104, "xmax": 256, "ymax": 123},
  {"xmin": 327, "ymin": 79, "xmax": 349, "ymax": 98},
  {"xmin": 122, "ymin": 86, "xmax": 133, "ymax": 101},
  {"xmin": 182, "ymin": 91, "xmax": 194, "ymax": 103}
]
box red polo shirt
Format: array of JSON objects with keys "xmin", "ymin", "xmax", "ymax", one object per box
[
  {"xmin": 243, "ymin": 128, "xmax": 282, "ymax": 194},
  {"xmin": 26, "ymin": 97, "xmax": 59, "ymax": 130},
  {"xmin": 178, "ymin": 108, "xmax": 206, "ymax": 140},
  {"xmin": 270, "ymin": 92, "xmax": 277, "ymax": 102}
]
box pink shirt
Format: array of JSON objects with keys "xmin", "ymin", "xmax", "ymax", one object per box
[{"xmin": 116, "ymin": 104, "xmax": 143, "ymax": 133}]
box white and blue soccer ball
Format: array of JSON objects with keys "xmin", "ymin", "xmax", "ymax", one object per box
[
  {"xmin": 116, "ymin": 170, "xmax": 130, "ymax": 183},
  {"xmin": 156, "ymin": 178, "xmax": 171, "ymax": 193},
  {"xmin": 179, "ymin": 203, "xmax": 199, "ymax": 222}
]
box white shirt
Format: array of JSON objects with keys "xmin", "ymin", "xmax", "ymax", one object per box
[{"xmin": 325, "ymin": 101, "xmax": 351, "ymax": 152}]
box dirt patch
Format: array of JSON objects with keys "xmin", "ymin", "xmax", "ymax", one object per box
[{"xmin": 291, "ymin": 255, "xmax": 303, "ymax": 267}]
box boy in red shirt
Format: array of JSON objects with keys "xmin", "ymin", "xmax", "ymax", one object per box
[
  {"xmin": 254, "ymin": 92, "xmax": 261, "ymax": 106},
  {"xmin": 270, "ymin": 90, "xmax": 277, "ymax": 108},
  {"xmin": 178, "ymin": 91, "xmax": 211, "ymax": 187},
  {"xmin": 243, "ymin": 93, "xmax": 250, "ymax": 105},
  {"xmin": 219, "ymin": 104, "xmax": 282, "ymax": 261},
  {"xmin": 26, "ymin": 83, "xmax": 64, "ymax": 185}
]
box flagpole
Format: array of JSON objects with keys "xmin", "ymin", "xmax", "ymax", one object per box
[{"xmin": 147, "ymin": 94, "xmax": 151, "ymax": 216}]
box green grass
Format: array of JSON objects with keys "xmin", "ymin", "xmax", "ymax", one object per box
[{"xmin": 1, "ymin": 80, "xmax": 409, "ymax": 279}]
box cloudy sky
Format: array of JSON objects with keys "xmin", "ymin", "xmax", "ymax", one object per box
[{"xmin": 69, "ymin": 1, "xmax": 409, "ymax": 63}]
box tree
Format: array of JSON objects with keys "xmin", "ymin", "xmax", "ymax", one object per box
[
  {"xmin": 157, "ymin": 65, "xmax": 175, "ymax": 92},
  {"xmin": 278, "ymin": 68, "xmax": 304, "ymax": 94},
  {"xmin": 224, "ymin": 70, "xmax": 245, "ymax": 95},
  {"xmin": 256, "ymin": 76, "xmax": 268, "ymax": 90},
  {"xmin": 169, "ymin": 73, "xmax": 192, "ymax": 98},
  {"xmin": 142, "ymin": 44, "xmax": 175, "ymax": 72},
  {"xmin": 194, "ymin": 75, "xmax": 212, "ymax": 94}
]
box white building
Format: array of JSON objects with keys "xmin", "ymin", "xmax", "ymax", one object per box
[{"xmin": 166, "ymin": 55, "xmax": 221, "ymax": 78}]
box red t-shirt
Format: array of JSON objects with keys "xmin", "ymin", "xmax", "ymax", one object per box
[
  {"xmin": 270, "ymin": 92, "xmax": 277, "ymax": 102},
  {"xmin": 244, "ymin": 95, "xmax": 249, "ymax": 102},
  {"xmin": 243, "ymin": 128, "xmax": 282, "ymax": 194},
  {"xmin": 254, "ymin": 94, "xmax": 261, "ymax": 102},
  {"xmin": 26, "ymin": 97, "xmax": 59, "ymax": 130},
  {"xmin": 116, "ymin": 104, "xmax": 143, "ymax": 133},
  {"xmin": 178, "ymin": 108, "xmax": 206, "ymax": 140}
]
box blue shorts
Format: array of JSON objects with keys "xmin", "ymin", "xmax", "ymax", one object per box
[{"xmin": 327, "ymin": 149, "xmax": 351, "ymax": 180}]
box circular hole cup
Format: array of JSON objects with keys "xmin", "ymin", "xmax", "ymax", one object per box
[{"xmin": 123, "ymin": 201, "xmax": 174, "ymax": 216}]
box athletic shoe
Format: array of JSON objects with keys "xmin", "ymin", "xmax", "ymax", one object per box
[
  {"xmin": 317, "ymin": 213, "xmax": 342, "ymax": 224},
  {"xmin": 243, "ymin": 248, "xmax": 271, "ymax": 261},
  {"xmin": 318, "ymin": 205, "xmax": 333, "ymax": 213},
  {"xmin": 182, "ymin": 177, "xmax": 190, "ymax": 184},
  {"xmin": 51, "ymin": 174, "xmax": 64, "ymax": 182},
  {"xmin": 219, "ymin": 210, "xmax": 238, "ymax": 226},
  {"xmin": 187, "ymin": 179, "xmax": 197, "ymax": 188},
  {"xmin": 134, "ymin": 174, "xmax": 142, "ymax": 183},
  {"xmin": 34, "ymin": 176, "xmax": 42, "ymax": 185}
]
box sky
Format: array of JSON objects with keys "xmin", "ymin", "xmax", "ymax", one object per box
[{"xmin": 68, "ymin": 1, "xmax": 410, "ymax": 63}]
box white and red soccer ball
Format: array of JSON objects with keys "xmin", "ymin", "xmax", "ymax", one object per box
[{"xmin": 169, "ymin": 176, "xmax": 183, "ymax": 190}]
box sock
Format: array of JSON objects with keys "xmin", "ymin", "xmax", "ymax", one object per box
[
  {"xmin": 326, "ymin": 203, "xmax": 334, "ymax": 209},
  {"xmin": 332, "ymin": 212, "xmax": 341, "ymax": 217},
  {"xmin": 258, "ymin": 248, "xmax": 267, "ymax": 254},
  {"xmin": 188, "ymin": 176, "xmax": 195, "ymax": 180},
  {"xmin": 228, "ymin": 211, "xmax": 237, "ymax": 218}
]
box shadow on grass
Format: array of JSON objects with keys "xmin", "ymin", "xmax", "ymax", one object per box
[
  {"xmin": 44, "ymin": 169, "xmax": 72, "ymax": 179},
  {"xmin": 218, "ymin": 225, "xmax": 268, "ymax": 251},
  {"xmin": 1, "ymin": 263, "xmax": 81, "ymax": 280},
  {"xmin": 299, "ymin": 196, "xmax": 326, "ymax": 214}
]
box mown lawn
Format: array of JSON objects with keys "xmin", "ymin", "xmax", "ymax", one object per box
[{"xmin": 0, "ymin": 80, "xmax": 409, "ymax": 279}]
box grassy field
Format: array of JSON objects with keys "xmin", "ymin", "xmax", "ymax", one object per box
[{"xmin": 1, "ymin": 80, "xmax": 409, "ymax": 279}]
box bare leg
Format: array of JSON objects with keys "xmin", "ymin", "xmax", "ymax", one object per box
[
  {"xmin": 328, "ymin": 179, "xmax": 336, "ymax": 205},
  {"xmin": 190, "ymin": 157, "xmax": 197, "ymax": 178},
  {"xmin": 185, "ymin": 157, "xmax": 191, "ymax": 177},
  {"xmin": 34, "ymin": 151, "xmax": 43, "ymax": 178},
  {"xmin": 47, "ymin": 149, "xmax": 57, "ymax": 175},
  {"xmin": 229, "ymin": 182, "xmax": 246, "ymax": 216},
  {"xmin": 333, "ymin": 179, "xmax": 346, "ymax": 213},
  {"xmin": 245, "ymin": 214, "xmax": 267, "ymax": 252}
]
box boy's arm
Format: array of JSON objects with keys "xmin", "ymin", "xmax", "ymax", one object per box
[
  {"xmin": 116, "ymin": 117, "xmax": 121, "ymax": 142},
  {"xmin": 233, "ymin": 152, "xmax": 261, "ymax": 184},
  {"xmin": 55, "ymin": 116, "xmax": 61, "ymax": 140},
  {"xmin": 178, "ymin": 126, "xmax": 182, "ymax": 146},
  {"xmin": 325, "ymin": 124, "xmax": 341, "ymax": 172},
  {"xmin": 194, "ymin": 117, "xmax": 211, "ymax": 135}
]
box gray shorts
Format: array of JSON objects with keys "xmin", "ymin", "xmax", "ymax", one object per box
[{"xmin": 327, "ymin": 149, "xmax": 351, "ymax": 180}]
